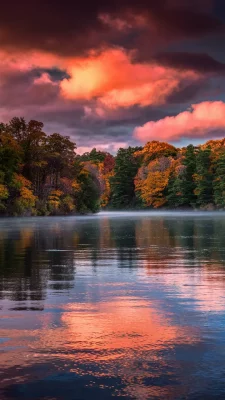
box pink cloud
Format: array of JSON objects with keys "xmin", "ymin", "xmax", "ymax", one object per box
[{"xmin": 134, "ymin": 101, "xmax": 225, "ymax": 142}]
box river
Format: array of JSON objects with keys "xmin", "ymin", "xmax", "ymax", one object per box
[{"xmin": 1, "ymin": 211, "xmax": 225, "ymax": 399}]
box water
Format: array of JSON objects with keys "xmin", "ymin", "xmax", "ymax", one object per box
[{"xmin": 1, "ymin": 211, "xmax": 225, "ymax": 400}]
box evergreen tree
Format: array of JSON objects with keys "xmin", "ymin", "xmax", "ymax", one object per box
[
  {"xmin": 213, "ymin": 151, "xmax": 225, "ymax": 208},
  {"xmin": 167, "ymin": 174, "xmax": 184, "ymax": 207},
  {"xmin": 194, "ymin": 147, "xmax": 213, "ymax": 207},
  {"xmin": 110, "ymin": 147, "xmax": 141, "ymax": 208},
  {"xmin": 167, "ymin": 145, "xmax": 197, "ymax": 207}
]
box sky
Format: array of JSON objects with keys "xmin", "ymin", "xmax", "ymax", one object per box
[{"xmin": 1, "ymin": 0, "xmax": 225, "ymax": 153}]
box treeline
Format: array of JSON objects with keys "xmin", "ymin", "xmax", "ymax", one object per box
[
  {"xmin": 1, "ymin": 117, "xmax": 225, "ymax": 216},
  {"xmin": 80, "ymin": 139, "xmax": 225, "ymax": 211},
  {"xmin": 0, "ymin": 118, "xmax": 100, "ymax": 215}
]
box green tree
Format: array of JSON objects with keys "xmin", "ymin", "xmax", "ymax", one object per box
[
  {"xmin": 79, "ymin": 148, "xmax": 106, "ymax": 164},
  {"xmin": 194, "ymin": 147, "xmax": 213, "ymax": 207},
  {"xmin": 167, "ymin": 145, "xmax": 197, "ymax": 207},
  {"xmin": 110, "ymin": 147, "xmax": 141, "ymax": 208},
  {"xmin": 0, "ymin": 127, "xmax": 22, "ymax": 184},
  {"xmin": 213, "ymin": 151, "xmax": 225, "ymax": 208},
  {"xmin": 75, "ymin": 168, "xmax": 100, "ymax": 213}
]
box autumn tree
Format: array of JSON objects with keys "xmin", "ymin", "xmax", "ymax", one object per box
[
  {"xmin": 78, "ymin": 150, "xmax": 115, "ymax": 208},
  {"xmin": 0, "ymin": 118, "xmax": 100, "ymax": 215},
  {"xmin": 134, "ymin": 141, "xmax": 177, "ymax": 165},
  {"xmin": 135, "ymin": 157, "xmax": 173, "ymax": 208}
]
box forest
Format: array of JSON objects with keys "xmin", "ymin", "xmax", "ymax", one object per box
[{"xmin": 1, "ymin": 117, "xmax": 225, "ymax": 216}]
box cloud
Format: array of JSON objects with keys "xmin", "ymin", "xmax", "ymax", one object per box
[
  {"xmin": 153, "ymin": 52, "xmax": 225, "ymax": 73},
  {"xmin": 60, "ymin": 48, "xmax": 200, "ymax": 108},
  {"xmin": 0, "ymin": 68, "xmax": 60, "ymax": 109},
  {"xmin": 0, "ymin": 1, "xmax": 224, "ymax": 150},
  {"xmin": 76, "ymin": 141, "xmax": 129, "ymax": 155},
  {"xmin": 134, "ymin": 101, "xmax": 225, "ymax": 142},
  {"xmin": 0, "ymin": 1, "xmax": 223, "ymax": 57}
]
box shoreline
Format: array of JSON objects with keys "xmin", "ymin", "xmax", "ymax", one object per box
[{"xmin": 1, "ymin": 209, "xmax": 225, "ymax": 219}]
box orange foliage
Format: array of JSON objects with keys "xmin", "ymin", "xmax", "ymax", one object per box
[
  {"xmin": 12, "ymin": 173, "xmax": 32, "ymax": 189},
  {"xmin": 82, "ymin": 159, "xmax": 114, "ymax": 208},
  {"xmin": 201, "ymin": 139, "xmax": 225, "ymax": 151},
  {"xmin": 48, "ymin": 190, "xmax": 63, "ymax": 210},
  {"xmin": 134, "ymin": 141, "xmax": 177, "ymax": 164},
  {"xmin": 72, "ymin": 179, "xmax": 82, "ymax": 193},
  {"xmin": 0, "ymin": 184, "xmax": 9, "ymax": 200},
  {"xmin": 100, "ymin": 170, "xmax": 114, "ymax": 207},
  {"xmin": 135, "ymin": 157, "xmax": 174, "ymax": 208},
  {"xmin": 20, "ymin": 187, "xmax": 36, "ymax": 206},
  {"xmin": 11, "ymin": 173, "xmax": 37, "ymax": 211}
]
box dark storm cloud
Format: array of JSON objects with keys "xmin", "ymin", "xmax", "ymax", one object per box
[
  {"xmin": 166, "ymin": 81, "xmax": 206, "ymax": 104},
  {"xmin": 153, "ymin": 52, "xmax": 225, "ymax": 73},
  {"xmin": 0, "ymin": 69, "xmax": 60, "ymax": 107},
  {"xmin": 34, "ymin": 68, "xmax": 70, "ymax": 82},
  {"xmin": 31, "ymin": 103, "xmax": 176, "ymax": 148},
  {"xmin": 0, "ymin": 0, "xmax": 224, "ymax": 56}
]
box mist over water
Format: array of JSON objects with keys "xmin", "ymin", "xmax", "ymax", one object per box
[
  {"xmin": 99, "ymin": 210, "xmax": 225, "ymax": 218},
  {"xmin": 1, "ymin": 212, "xmax": 225, "ymax": 399}
]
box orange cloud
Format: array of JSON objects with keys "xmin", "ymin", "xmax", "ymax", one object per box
[
  {"xmin": 134, "ymin": 101, "xmax": 225, "ymax": 142},
  {"xmin": 60, "ymin": 48, "xmax": 199, "ymax": 108},
  {"xmin": 0, "ymin": 49, "xmax": 62, "ymax": 73}
]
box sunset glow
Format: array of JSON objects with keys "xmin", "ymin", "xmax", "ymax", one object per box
[{"xmin": 0, "ymin": 1, "xmax": 224, "ymax": 149}]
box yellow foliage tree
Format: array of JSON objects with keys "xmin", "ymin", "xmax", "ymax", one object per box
[
  {"xmin": 135, "ymin": 157, "xmax": 173, "ymax": 208},
  {"xmin": 18, "ymin": 187, "xmax": 37, "ymax": 208},
  {"xmin": 0, "ymin": 184, "xmax": 9, "ymax": 200},
  {"xmin": 134, "ymin": 141, "xmax": 177, "ymax": 164},
  {"xmin": 12, "ymin": 174, "xmax": 32, "ymax": 189},
  {"xmin": 100, "ymin": 170, "xmax": 114, "ymax": 207},
  {"xmin": 48, "ymin": 190, "xmax": 63, "ymax": 210},
  {"xmin": 11, "ymin": 173, "xmax": 37, "ymax": 214}
]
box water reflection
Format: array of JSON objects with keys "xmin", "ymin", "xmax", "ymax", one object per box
[{"xmin": 1, "ymin": 213, "xmax": 225, "ymax": 399}]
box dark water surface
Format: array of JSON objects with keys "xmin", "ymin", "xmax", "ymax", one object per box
[{"xmin": 1, "ymin": 211, "xmax": 225, "ymax": 400}]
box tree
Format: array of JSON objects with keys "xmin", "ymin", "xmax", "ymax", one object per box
[
  {"xmin": 7, "ymin": 118, "xmax": 47, "ymax": 194},
  {"xmin": 167, "ymin": 145, "xmax": 197, "ymax": 207},
  {"xmin": 0, "ymin": 126, "xmax": 22, "ymax": 184},
  {"xmin": 75, "ymin": 168, "xmax": 100, "ymax": 213},
  {"xmin": 11, "ymin": 174, "xmax": 37, "ymax": 215},
  {"xmin": 79, "ymin": 148, "xmax": 106, "ymax": 164},
  {"xmin": 0, "ymin": 117, "xmax": 100, "ymax": 215},
  {"xmin": 213, "ymin": 150, "xmax": 225, "ymax": 208},
  {"xmin": 110, "ymin": 147, "xmax": 141, "ymax": 208},
  {"xmin": 46, "ymin": 133, "xmax": 76, "ymax": 188},
  {"xmin": 135, "ymin": 157, "xmax": 173, "ymax": 208},
  {"xmin": 194, "ymin": 147, "xmax": 213, "ymax": 207},
  {"xmin": 134, "ymin": 141, "xmax": 177, "ymax": 164}
]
